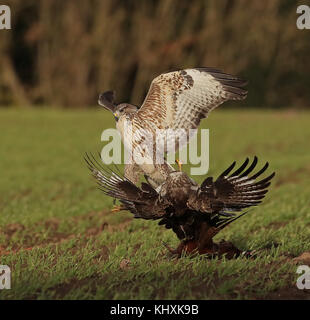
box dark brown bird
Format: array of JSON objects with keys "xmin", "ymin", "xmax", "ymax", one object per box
[{"xmin": 85, "ymin": 154, "xmax": 275, "ymax": 258}]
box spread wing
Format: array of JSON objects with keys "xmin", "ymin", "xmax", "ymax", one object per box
[
  {"xmin": 84, "ymin": 153, "xmax": 169, "ymax": 220},
  {"xmin": 135, "ymin": 67, "xmax": 247, "ymax": 152},
  {"xmin": 188, "ymin": 157, "xmax": 275, "ymax": 215},
  {"xmin": 98, "ymin": 91, "xmax": 117, "ymax": 112}
]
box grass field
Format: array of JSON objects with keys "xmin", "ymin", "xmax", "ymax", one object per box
[{"xmin": 0, "ymin": 107, "xmax": 310, "ymax": 300}]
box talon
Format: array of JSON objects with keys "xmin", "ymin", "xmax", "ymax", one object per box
[
  {"xmin": 162, "ymin": 241, "xmax": 178, "ymax": 254},
  {"xmin": 111, "ymin": 205, "xmax": 124, "ymax": 213},
  {"xmin": 175, "ymin": 159, "xmax": 183, "ymax": 172},
  {"xmin": 241, "ymin": 250, "xmax": 257, "ymax": 258}
]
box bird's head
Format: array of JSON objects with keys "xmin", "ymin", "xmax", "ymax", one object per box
[
  {"xmin": 113, "ymin": 103, "xmax": 138, "ymax": 121},
  {"xmin": 98, "ymin": 91, "xmax": 138, "ymax": 121}
]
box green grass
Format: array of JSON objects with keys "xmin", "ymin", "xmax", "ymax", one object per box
[{"xmin": 0, "ymin": 107, "xmax": 310, "ymax": 300}]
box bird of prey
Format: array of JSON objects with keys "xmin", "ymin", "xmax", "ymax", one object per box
[
  {"xmin": 99, "ymin": 68, "xmax": 247, "ymax": 187},
  {"xmin": 85, "ymin": 154, "xmax": 275, "ymax": 258}
]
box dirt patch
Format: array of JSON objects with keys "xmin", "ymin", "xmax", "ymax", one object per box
[
  {"xmin": 275, "ymin": 167, "xmax": 310, "ymax": 187},
  {"xmin": 132, "ymin": 243, "xmax": 142, "ymax": 254},
  {"xmin": 2, "ymin": 223, "xmax": 25, "ymax": 237},
  {"xmin": 251, "ymin": 221, "xmax": 288, "ymax": 236},
  {"xmin": 267, "ymin": 221, "xmax": 288, "ymax": 230},
  {"xmin": 105, "ymin": 218, "xmax": 132, "ymax": 232},
  {"xmin": 263, "ymin": 286, "xmax": 310, "ymax": 300},
  {"xmin": 27, "ymin": 274, "xmax": 110, "ymax": 299},
  {"xmin": 92, "ymin": 245, "xmax": 110, "ymax": 262},
  {"xmin": 181, "ymin": 271, "xmax": 226, "ymax": 299},
  {"xmin": 292, "ymin": 251, "xmax": 310, "ymax": 265},
  {"xmin": 275, "ymin": 176, "xmax": 300, "ymax": 187},
  {"xmin": 0, "ymin": 210, "xmax": 132, "ymax": 255}
]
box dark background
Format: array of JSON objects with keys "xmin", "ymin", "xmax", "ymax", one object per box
[{"xmin": 0, "ymin": 0, "xmax": 309, "ymax": 108}]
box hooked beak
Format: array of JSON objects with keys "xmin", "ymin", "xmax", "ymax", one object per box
[{"xmin": 113, "ymin": 113, "xmax": 119, "ymax": 121}]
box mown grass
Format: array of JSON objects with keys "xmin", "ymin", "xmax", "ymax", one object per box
[{"xmin": 0, "ymin": 107, "xmax": 310, "ymax": 300}]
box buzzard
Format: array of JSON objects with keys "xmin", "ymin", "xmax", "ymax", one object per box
[
  {"xmin": 85, "ymin": 154, "xmax": 275, "ymax": 258},
  {"xmin": 99, "ymin": 68, "xmax": 247, "ymax": 187}
]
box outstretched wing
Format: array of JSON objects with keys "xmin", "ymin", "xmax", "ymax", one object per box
[
  {"xmin": 188, "ymin": 157, "xmax": 275, "ymax": 215},
  {"xmin": 98, "ymin": 91, "xmax": 117, "ymax": 112},
  {"xmin": 135, "ymin": 68, "xmax": 247, "ymax": 152},
  {"xmin": 84, "ymin": 153, "xmax": 169, "ymax": 220}
]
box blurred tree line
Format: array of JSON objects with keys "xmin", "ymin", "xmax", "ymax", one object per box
[{"xmin": 0, "ymin": 0, "xmax": 309, "ymax": 108}]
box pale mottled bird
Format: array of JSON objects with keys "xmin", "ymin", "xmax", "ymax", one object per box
[
  {"xmin": 85, "ymin": 154, "xmax": 274, "ymax": 258},
  {"xmin": 99, "ymin": 68, "xmax": 248, "ymax": 187}
]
